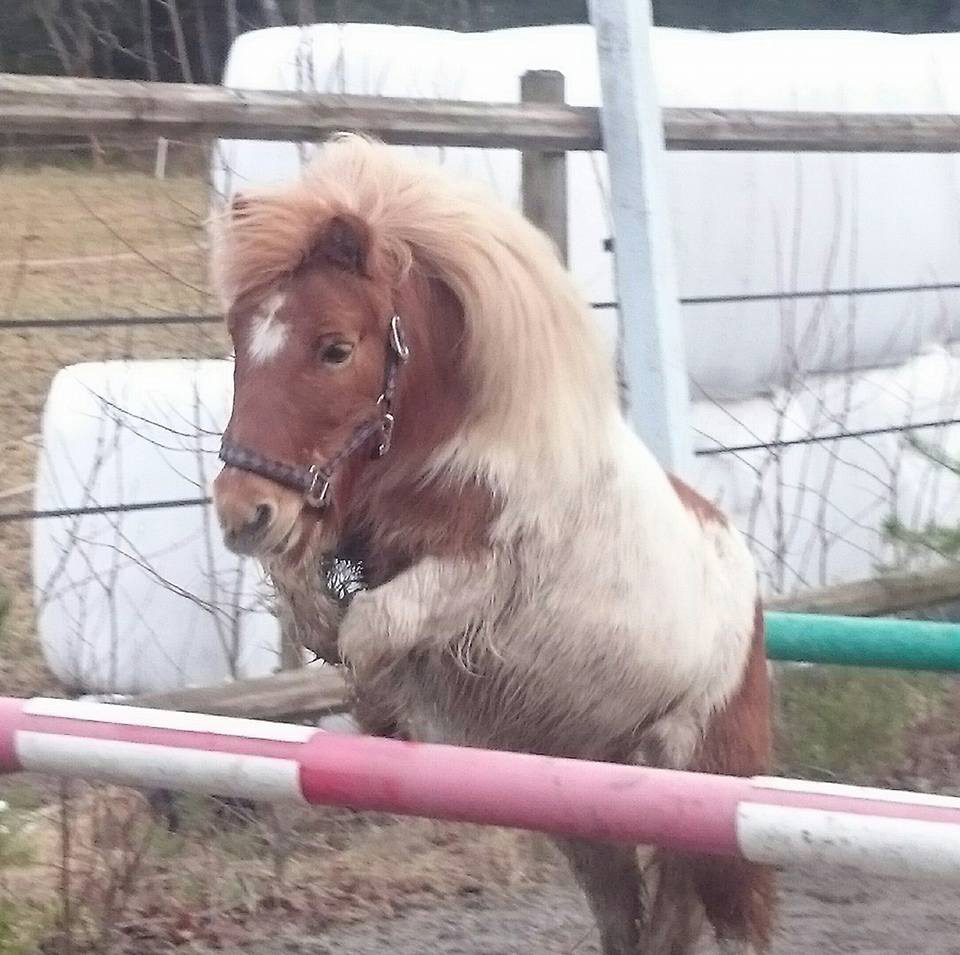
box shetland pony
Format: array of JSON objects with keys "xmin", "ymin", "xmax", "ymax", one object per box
[{"xmin": 211, "ymin": 134, "xmax": 774, "ymax": 954}]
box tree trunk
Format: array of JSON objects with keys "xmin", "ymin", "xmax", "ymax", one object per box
[
  {"xmin": 70, "ymin": 0, "xmax": 95, "ymax": 76},
  {"xmin": 140, "ymin": 0, "xmax": 158, "ymax": 80},
  {"xmin": 193, "ymin": 0, "xmax": 215, "ymax": 84},
  {"xmin": 259, "ymin": 0, "xmax": 285, "ymax": 27},
  {"xmin": 297, "ymin": 0, "xmax": 316, "ymax": 25},
  {"xmin": 163, "ymin": 0, "xmax": 193, "ymax": 83},
  {"xmin": 225, "ymin": 0, "xmax": 240, "ymax": 41}
]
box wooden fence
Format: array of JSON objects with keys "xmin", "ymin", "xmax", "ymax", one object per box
[
  {"xmin": 4, "ymin": 70, "xmax": 960, "ymax": 275},
  {"xmin": 4, "ymin": 73, "xmax": 960, "ymax": 153},
  {"xmin": 6, "ymin": 69, "xmax": 960, "ymax": 720}
]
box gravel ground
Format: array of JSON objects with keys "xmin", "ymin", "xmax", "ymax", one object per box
[{"xmin": 199, "ymin": 861, "xmax": 960, "ymax": 955}]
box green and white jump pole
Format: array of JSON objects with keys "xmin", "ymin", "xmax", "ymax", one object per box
[{"xmin": 765, "ymin": 612, "xmax": 960, "ymax": 672}]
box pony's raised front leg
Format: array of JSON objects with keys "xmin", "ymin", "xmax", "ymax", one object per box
[
  {"xmin": 338, "ymin": 556, "xmax": 487, "ymax": 665},
  {"xmin": 338, "ymin": 556, "xmax": 490, "ymax": 739},
  {"xmin": 553, "ymin": 838, "xmax": 643, "ymax": 955}
]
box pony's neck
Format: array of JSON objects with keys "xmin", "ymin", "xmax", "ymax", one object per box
[
  {"xmin": 339, "ymin": 271, "xmax": 497, "ymax": 580},
  {"xmin": 341, "ymin": 257, "xmax": 629, "ymax": 573}
]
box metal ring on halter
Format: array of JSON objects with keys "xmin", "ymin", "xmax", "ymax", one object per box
[
  {"xmin": 375, "ymin": 412, "xmax": 396, "ymax": 458},
  {"xmin": 305, "ymin": 465, "xmax": 331, "ymax": 510},
  {"xmin": 389, "ymin": 314, "xmax": 410, "ymax": 362}
]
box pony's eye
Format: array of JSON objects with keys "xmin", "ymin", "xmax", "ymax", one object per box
[{"xmin": 319, "ymin": 342, "xmax": 354, "ymax": 365}]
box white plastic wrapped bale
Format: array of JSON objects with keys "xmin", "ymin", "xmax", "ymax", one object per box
[
  {"xmin": 214, "ymin": 23, "xmax": 960, "ymax": 403},
  {"xmin": 32, "ymin": 360, "xmax": 281, "ymax": 694},
  {"xmin": 695, "ymin": 347, "xmax": 960, "ymax": 595},
  {"xmin": 785, "ymin": 347, "xmax": 960, "ymax": 585}
]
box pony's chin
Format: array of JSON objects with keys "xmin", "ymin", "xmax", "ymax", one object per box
[
  {"xmin": 268, "ymin": 519, "xmax": 303, "ymax": 557},
  {"xmin": 221, "ymin": 516, "xmax": 302, "ymax": 562},
  {"xmin": 263, "ymin": 514, "xmax": 335, "ymax": 569}
]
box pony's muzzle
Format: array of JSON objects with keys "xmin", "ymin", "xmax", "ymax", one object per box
[{"xmin": 213, "ymin": 468, "xmax": 297, "ymax": 557}]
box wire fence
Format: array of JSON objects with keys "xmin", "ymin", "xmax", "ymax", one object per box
[
  {"xmin": 9, "ymin": 415, "xmax": 960, "ymax": 525},
  {"xmin": 2, "ymin": 115, "xmax": 960, "ymax": 702},
  {"xmin": 6, "ymin": 277, "xmax": 960, "ymax": 331}
]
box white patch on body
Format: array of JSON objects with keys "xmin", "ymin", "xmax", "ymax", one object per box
[
  {"xmin": 248, "ymin": 292, "xmax": 288, "ymax": 364},
  {"xmin": 342, "ymin": 411, "xmax": 759, "ymax": 767}
]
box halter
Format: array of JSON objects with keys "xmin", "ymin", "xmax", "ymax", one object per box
[{"xmin": 219, "ymin": 314, "xmax": 410, "ymax": 510}]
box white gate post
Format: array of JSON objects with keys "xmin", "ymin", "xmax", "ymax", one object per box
[{"xmin": 589, "ymin": 0, "xmax": 693, "ymax": 475}]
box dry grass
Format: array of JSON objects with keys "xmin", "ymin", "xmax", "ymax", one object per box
[
  {"xmin": 0, "ymin": 784, "xmax": 544, "ymax": 954},
  {"xmin": 0, "ymin": 165, "xmax": 228, "ymax": 695},
  {"xmin": 0, "ymin": 168, "xmax": 209, "ymax": 319}
]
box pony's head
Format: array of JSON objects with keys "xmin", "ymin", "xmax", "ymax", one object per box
[{"xmin": 212, "ymin": 135, "xmax": 618, "ymax": 567}]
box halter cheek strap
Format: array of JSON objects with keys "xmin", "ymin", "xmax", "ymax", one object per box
[{"xmin": 219, "ymin": 314, "xmax": 410, "ymax": 510}]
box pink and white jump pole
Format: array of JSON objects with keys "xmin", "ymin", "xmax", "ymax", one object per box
[{"xmin": 1, "ymin": 696, "xmax": 959, "ymax": 881}]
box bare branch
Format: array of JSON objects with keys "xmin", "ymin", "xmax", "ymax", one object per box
[{"xmin": 35, "ymin": 1, "xmax": 77, "ymax": 75}]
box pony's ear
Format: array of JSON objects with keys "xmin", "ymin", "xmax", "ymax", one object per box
[{"xmin": 316, "ymin": 214, "xmax": 371, "ymax": 275}]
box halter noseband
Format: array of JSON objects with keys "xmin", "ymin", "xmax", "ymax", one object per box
[{"xmin": 219, "ymin": 314, "xmax": 410, "ymax": 510}]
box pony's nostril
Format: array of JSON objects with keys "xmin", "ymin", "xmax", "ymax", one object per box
[
  {"xmin": 219, "ymin": 498, "xmax": 278, "ymax": 555},
  {"xmin": 248, "ymin": 503, "xmax": 274, "ymax": 537}
]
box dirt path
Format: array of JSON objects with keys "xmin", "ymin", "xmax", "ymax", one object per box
[{"xmin": 203, "ymin": 862, "xmax": 960, "ymax": 954}]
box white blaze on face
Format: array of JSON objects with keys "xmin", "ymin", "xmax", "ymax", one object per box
[{"xmin": 248, "ymin": 292, "xmax": 288, "ymax": 364}]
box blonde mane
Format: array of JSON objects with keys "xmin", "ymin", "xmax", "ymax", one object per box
[{"xmin": 213, "ymin": 135, "xmax": 622, "ymax": 505}]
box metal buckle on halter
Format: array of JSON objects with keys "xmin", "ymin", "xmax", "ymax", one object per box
[
  {"xmin": 389, "ymin": 314, "xmax": 410, "ymax": 362},
  {"xmin": 305, "ymin": 465, "xmax": 331, "ymax": 510},
  {"xmin": 375, "ymin": 412, "xmax": 396, "ymax": 458}
]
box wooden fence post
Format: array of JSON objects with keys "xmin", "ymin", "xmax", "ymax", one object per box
[
  {"xmin": 520, "ymin": 70, "xmax": 568, "ymax": 263},
  {"xmin": 154, "ymin": 136, "xmax": 169, "ymax": 179}
]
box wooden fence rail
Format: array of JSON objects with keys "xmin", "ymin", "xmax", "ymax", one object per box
[
  {"xmin": 131, "ymin": 664, "xmax": 350, "ymax": 722},
  {"xmin": 765, "ymin": 563, "xmax": 960, "ymax": 617},
  {"xmin": 4, "ymin": 73, "xmax": 960, "ymax": 153}
]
